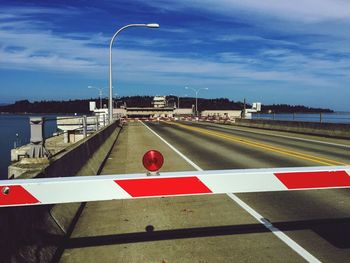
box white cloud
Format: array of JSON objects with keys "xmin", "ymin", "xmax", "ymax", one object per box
[
  {"xmin": 143, "ymin": 0, "xmax": 350, "ymax": 23},
  {"xmin": 0, "ymin": 13, "xmax": 348, "ymax": 90}
]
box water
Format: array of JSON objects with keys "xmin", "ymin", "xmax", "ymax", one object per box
[
  {"xmin": 0, "ymin": 114, "xmax": 57, "ymax": 179},
  {"xmin": 252, "ymin": 112, "xmax": 350, "ymax": 124}
]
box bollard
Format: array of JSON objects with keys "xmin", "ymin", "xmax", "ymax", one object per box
[
  {"xmin": 26, "ymin": 117, "xmax": 50, "ymax": 158},
  {"xmin": 82, "ymin": 115, "xmax": 87, "ymax": 138}
]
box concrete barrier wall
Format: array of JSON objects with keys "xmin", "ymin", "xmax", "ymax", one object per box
[
  {"xmin": 2, "ymin": 121, "xmax": 122, "ymax": 262},
  {"xmin": 234, "ymin": 119, "xmax": 350, "ymax": 139}
]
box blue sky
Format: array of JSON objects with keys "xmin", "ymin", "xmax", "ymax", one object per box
[{"xmin": 0, "ymin": 0, "xmax": 350, "ymax": 110}]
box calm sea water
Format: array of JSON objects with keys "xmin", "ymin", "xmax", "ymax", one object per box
[{"xmin": 0, "ymin": 114, "xmax": 57, "ymax": 179}]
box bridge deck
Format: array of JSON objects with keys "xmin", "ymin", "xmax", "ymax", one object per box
[{"xmin": 60, "ymin": 121, "xmax": 350, "ymax": 263}]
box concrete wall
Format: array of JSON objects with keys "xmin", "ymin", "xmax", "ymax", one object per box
[
  {"xmin": 174, "ymin": 108, "xmax": 193, "ymax": 115},
  {"xmin": 234, "ymin": 119, "xmax": 350, "ymax": 139},
  {"xmin": 2, "ymin": 120, "xmax": 122, "ymax": 262},
  {"xmin": 57, "ymin": 116, "xmax": 98, "ymax": 132},
  {"xmin": 113, "ymin": 108, "xmax": 127, "ymax": 117},
  {"xmin": 202, "ymin": 110, "xmax": 242, "ymax": 118}
]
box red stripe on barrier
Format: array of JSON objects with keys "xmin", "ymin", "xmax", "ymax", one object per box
[
  {"xmin": 0, "ymin": 185, "xmax": 40, "ymax": 206},
  {"xmin": 274, "ymin": 171, "xmax": 350, "ymax": 189},
  {"xmin": 115, "ymin": 177, "xmax": 212, "ymax": 197}
]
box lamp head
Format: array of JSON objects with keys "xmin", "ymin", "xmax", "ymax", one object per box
[{"xmin": 147, "ymin": 23, "xmax": 160, "ymax": 28}]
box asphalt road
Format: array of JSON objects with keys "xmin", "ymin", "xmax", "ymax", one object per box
[
  {"xmin": 60, "ymin": 121, "xmax": 350, "ymax": 263},
  {"xmin": 147, "ymin": 121, "xmax": 350, "ymax": 169},
  {"xmin": 147, "ymin": 121, "xmax": 350, "ymax": 262}
]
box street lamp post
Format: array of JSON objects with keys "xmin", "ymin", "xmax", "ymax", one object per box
[
  {"xmin": 185, "ymin": 87, "xmax": 208, "ymax": 116},
  {"xmin": 88, "ymin": 85, "xmax": 103, "ymax": 109},
  {"xmin": 109, "ymin": 23, "xmax": 160, "ymax": 123}
]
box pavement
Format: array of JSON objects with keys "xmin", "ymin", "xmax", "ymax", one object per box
[{"xmin": 59, "ymin": 121, "xmax": 350, "ymax": 263}]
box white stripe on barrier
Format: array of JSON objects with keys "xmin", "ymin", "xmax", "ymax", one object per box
[{"xmin": 200, "ymin": 171, "xmax": 288, "ymax": 193}]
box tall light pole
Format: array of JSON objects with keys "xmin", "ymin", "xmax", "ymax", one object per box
[
  {"xmin": 88, "ymin": 85, "xmax": 103, "ymax": 109},
  {"xmin": 109, "ymin": 23, "xmax": 160, "ymax": 123},
  {"xmin": 185, "ymin": 87, "xmax": 208, "ymax": 115}
]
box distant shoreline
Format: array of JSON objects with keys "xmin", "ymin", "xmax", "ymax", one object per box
[{"xmin": 0, "ymin": 97, "xmax": 335, "ymax": 114}]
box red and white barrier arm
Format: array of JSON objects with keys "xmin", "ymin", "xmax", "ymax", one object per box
[{"xmin": 1, "ymin": 166, "xmax": 350, "ymax": 207}]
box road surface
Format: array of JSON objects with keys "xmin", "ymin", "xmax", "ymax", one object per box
[{"xmin": 59, "ymin": 121, "xmax": 350, "ymax": 263}]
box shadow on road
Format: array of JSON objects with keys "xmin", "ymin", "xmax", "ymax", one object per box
[{"xmin": 65, "ymin": 217, "xmax": 350, "ymax": 249}]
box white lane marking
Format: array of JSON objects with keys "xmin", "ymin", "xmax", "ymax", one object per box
[
  {"xmin": 140, "ymin": 120, "xmax": 203, "ymax": 171},
  {"xmin": 197, "ymin": 121, "xmax": 350, "ymax": 148},
  {"xmin": 227, "ymin": 193, "xmax": 321, "ymax": 263},
  {"xmin": 142, "ymin": 120, "xmax": 321, "ymax": 263}
]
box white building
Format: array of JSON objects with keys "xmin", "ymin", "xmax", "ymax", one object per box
[
  {"xmin": 152, "ymin": 96, "xmax": 166, "ymax": 108},
  {"xmin": 244, "ymin": 102, "xmax": 262, "ymax": 119}
]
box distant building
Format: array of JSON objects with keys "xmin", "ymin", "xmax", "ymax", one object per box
[
  {"xmin": 244, "ymin": 102, "xmax": 262, "ymax": 119},
  {"xmin": 152, "ymin": 96, "xmax": 166, "ymax": 108}
]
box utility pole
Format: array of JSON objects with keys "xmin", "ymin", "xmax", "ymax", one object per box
[{"xmin": 243, "ymin": 98, "xmax": 246, "ymax": 119}]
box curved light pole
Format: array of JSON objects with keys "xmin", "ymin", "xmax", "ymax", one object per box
[
  {"xmin": 170, "ymin": 93, "xmax": 188, "ymax": 108},
  {"xmin": 88, "ymin": 85, "xmax": 103, "ymax": 109},
  {"xmin": 109, "ymin": 23, "xmax": 160, "ymax": 123},
  {"xmin": 185, "ymin": 86, "xmax": 208, "ymax": 116}
]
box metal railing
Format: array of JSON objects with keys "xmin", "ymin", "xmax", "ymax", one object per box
[{"xmin": 25, "ymin": 113, "xmax": 112, "ymax": 158}]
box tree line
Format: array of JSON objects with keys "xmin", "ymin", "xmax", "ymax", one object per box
[{"xmin": 0, "ymin": 97, "xmax": 333, "ymax": 114}]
